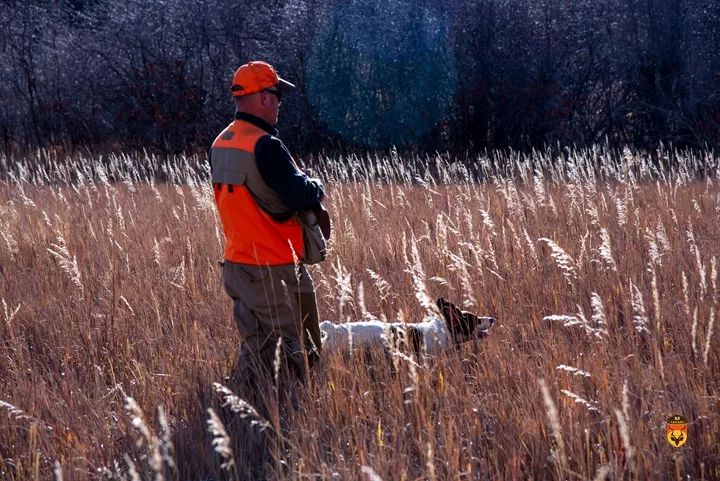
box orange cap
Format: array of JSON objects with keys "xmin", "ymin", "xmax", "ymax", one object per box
[{"xmin": 230, "ymin": 61, "xmax": 296, "ymax": 97}]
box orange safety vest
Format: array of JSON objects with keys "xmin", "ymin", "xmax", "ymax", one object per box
[{"xmin": 211, "ymin": 120, "xmax": 303, "ymax": 265}]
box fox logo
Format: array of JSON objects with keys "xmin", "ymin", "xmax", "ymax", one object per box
[{"xmin": 665, "ymin": 415, "xmax": 688, "ymax": 448}]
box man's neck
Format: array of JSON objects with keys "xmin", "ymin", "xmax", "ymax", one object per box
[{"xmin": 235, "ymin": 111, "xmax": 277, "ymax": 136}]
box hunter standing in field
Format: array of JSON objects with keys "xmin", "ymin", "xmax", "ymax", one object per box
[{"xmin": 210, "ymin": 61, "xmax": 326, "ymax": 394}]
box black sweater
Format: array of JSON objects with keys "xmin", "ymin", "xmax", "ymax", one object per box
[{"xmin": 222, "ymin": 112, "xmax": 324, "ymax": 211}]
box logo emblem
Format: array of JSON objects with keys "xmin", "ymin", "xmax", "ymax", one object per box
[{"xmin": 666, "ymin": 415, "xmax": 688, "ymax": 447}]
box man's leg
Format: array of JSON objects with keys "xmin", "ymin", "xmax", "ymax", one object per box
[
  {"xmin": 223, "ymin": 263, "xmax": 277, "ymax": 397},
  {"xmin": 225, "ymin": 261, "xmax": 320, "ymax": 384},
  {"xmin": 296, "ymin": 291, "xmax": 322, "ymax": 369}
]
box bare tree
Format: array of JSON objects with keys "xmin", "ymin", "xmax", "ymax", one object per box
[{"xmin": 1, "ymin": 0, "xmax": 718, "ymax": 155}]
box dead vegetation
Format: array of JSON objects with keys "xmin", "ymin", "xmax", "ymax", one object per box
[{"xmin": 0, "ymin": 148, "xmax": 718, "ymax": 480}]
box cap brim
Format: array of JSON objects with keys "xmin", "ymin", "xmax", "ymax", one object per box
[{"xmin": 277, "ymin": 78, "xmax": 296, "ymax": 91}]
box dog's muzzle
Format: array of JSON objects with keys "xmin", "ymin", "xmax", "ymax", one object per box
[{"xmin": 475, "ymin": 316, "xmax": 496, "ymax": 337}]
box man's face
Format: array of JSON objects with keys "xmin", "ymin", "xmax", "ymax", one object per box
[{"xmin": 260, "ymin": 88, "xmax": 282, "ymax": 125}]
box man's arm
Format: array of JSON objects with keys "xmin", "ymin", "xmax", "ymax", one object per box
[{"xmin": 255, "ymin": 135, "xmax": 324, "ymax": 211}]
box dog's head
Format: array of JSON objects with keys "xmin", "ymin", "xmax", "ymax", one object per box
[{"xmin": 437, "ymin": 297, "xmax": 495, "ymax": 344}]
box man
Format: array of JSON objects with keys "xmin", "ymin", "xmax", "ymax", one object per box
[{"xmin": 210, "ymin": 61, "xmax": 325, "ymax": 390}]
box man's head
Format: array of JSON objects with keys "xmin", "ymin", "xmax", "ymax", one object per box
[{"xmin": 231, "ymin": 61, "xmax": 295, "ymax": 125}]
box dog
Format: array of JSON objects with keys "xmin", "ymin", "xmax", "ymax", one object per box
[{"xmin": 319, "ymin": 298, "xmax": 495, "ymax": 355}]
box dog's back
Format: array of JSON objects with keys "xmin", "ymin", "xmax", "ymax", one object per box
[
  {"xmin": 319, "ymin": 319, "xmax": 388, "ymax": 351},
  {"xmin": 319, "ymin": 298, "xmax": 495, "ymax": 356},
  {"xmin": 319, "ymin": 319, "xmax": 437, "ymax": 351}
]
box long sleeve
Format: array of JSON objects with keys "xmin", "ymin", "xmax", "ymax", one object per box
[{"xmin": 255, "ymin": 135, "xmax": 324, "ymax": 211}]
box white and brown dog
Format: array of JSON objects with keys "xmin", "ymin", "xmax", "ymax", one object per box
[{"xmin": 319, "ymin": 298, "xmax": 495, "ymax": 355}]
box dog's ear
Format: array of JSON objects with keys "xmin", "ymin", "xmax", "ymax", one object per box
[
  {"xmin": 459, "ymin": 312, "xmax": 481, "ymax": 337},
  {"xmin": 436, "ymin": 298, "xmax": 447, "ymax": 309},
  {"xmin": 437, "ymin": 298, "xmax": 458, "ymax": 324},
  {"xmin": 438, "ymin": 298, "xmax": 467, "ymax": 335}
]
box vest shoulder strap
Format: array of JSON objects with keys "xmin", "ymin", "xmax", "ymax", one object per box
[{"xmin": 211, "ymin": 122, "xmax": 291, "ymax": 218}]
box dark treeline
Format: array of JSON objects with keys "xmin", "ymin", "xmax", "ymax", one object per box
[{"xmin": 2, "ymin": 0, "xmax": 719, "ymax": 155}]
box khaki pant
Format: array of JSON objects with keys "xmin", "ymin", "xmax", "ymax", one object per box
[{"xmin": 222, "ymin": 261, "xmax": 322, "ymax": 386}]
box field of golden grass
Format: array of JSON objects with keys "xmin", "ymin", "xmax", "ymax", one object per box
[{"xmin": 0, "ymin": 149, "xmax": 718, "ymax": 481}]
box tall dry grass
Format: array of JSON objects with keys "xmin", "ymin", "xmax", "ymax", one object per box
[{"xmin": 0, "ymin": 147, "xmax": 718, "ymax": 480}]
